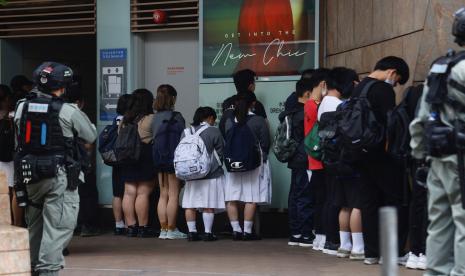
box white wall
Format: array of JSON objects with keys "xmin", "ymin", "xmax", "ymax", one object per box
[{"xmin": 144, "ymin": 31, "xmax": 199, "ymax": 123}]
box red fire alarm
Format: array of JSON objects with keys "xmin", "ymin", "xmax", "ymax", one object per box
[{"xmin": 153, "ymin": 10, "xmax": 168, "ymax": 24}]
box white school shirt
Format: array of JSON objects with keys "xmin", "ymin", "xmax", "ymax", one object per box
[{"xmin": 317, "ymin": 96, "xmax": 342, "ymax": 121}]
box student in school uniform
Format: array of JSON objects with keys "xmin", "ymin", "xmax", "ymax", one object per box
[
  {"xmin": 303, "ymin": 68, "xmax": 330, "ymax": 251},
  {"xmin": 318, "ymin": 67, "xmax": 364, "ymax": 259},
  {"xmin": 112, "ymin": 94, "xmax": 132, "ymax": 235},
  {"xmin": 181, "ymin": 107, "xmax": 225, "ymax": 242},
  {"xmin": 120, "ymin": 89, "xmax": 156, "ymax": 238},
  {"xmin": 224, "ymin": 91, "xmax": 271, "ymax": 241},
  {"xmin": 152, "ymin": 84, "xmax": 187, "ymax": 240}
]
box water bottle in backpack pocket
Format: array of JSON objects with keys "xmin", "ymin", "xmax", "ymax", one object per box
[
  {"xmin": 173, "ymin": 125, "xmax": 221, "ymax": 181},
  {"xmin": 153, "ymin": 112, "xmax": 184, "ymax": 171},
  {"xmin": 224, "ymin": 117, "xmax": 261, "ymax": 172}
]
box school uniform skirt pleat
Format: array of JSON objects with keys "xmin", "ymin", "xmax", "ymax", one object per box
[
  {"xmin": 224, "ymin": 161, "xmax": 272, "ymax": 204},
  {"xmin": 182, "ymin": 175, "xmax": 226, "ymax": 210}
]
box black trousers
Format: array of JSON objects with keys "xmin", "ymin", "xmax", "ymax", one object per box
[
  {"xmin": 359, "ymin": 160, "xmax": 409, "ymax": 258},
  {"xmin": 78, "ymin": 171, "xmax": 100, "ymax": 227},
  {"xmin": 323, "ymin": 173, "xmax": 340, "ymax": 244},
  {"xmin": 288, "ymin": 168, "xmax": 314, "ymax": 237},
  {"xmin": 311, "ymin": 170, "xmax": 326, "ymax": 235},
  {"xmin": 409, "ymin": 164, "xmax": 428, "ymax": 255}
]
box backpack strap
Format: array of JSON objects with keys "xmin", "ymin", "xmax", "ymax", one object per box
[
  {"xmin": 359, "ymin": 79, "xmax": 379, "ymax": 99},
  {"xmin": 194, "ymin": 124, "xmax": 210, "ymax": 136}
]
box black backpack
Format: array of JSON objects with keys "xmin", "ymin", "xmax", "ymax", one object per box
[
  {"xmin": 152, "ymin": 111, "xmax": 184, "ymax": 170},
  {"xmin": 319, "ymin": 108, "xmax": 356, "ymax": 176},
  {"xmin": 224, "ymin": 116, "xmax": 261, "ymax": 172},
  {"xmin": 0, "ymin": 117, "xmax": 15, "ymax": 162},
  {"xmin": 98, "ymin": 119, "xmax": 119, "ymax": 166},
  {"xmin": 338, "ymin": 79, "xmax": 385, "ymax": 160},
  {"xmin": 114, "ymin": 120, "xmax": 141, "ymax": 165},
  {"xmin": 386, "ymin": 87, "xmax": 415, "ymax": 163}
]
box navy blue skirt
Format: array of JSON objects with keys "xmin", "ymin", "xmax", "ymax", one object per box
[{"xmin": 120, "ymin": 143, "xmax": 156, "ymax": 183}]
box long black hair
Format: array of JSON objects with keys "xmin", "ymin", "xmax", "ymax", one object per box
[
  {"xmin": 123, "ymin": 89, "xmax": 154, "ymax": 124},
  {"xmin": 192, "ymin": 106, "xmax": 217, "ymax": 126},
  {"xmin": 234, "ymin": 91, "xmax": 256, "ymax": 125},
  {"xmin": 0, "ymin": 84, "xmax": 13, "ymax": 112}
]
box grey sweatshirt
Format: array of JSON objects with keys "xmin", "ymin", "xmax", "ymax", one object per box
[{"xmin": 180, "ymin": 123, "xmax": 224, "ymax": 179}]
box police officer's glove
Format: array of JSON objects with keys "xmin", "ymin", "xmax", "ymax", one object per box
[
  {"xmin": 415, "ymin": 160, "xmax": 429, "ymax": 189},
  {"xmin": 428, "ymin": 126, "xmax": 456, "ymax": 156}
]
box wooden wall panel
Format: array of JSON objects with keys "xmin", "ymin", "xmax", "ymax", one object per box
[
  {"xmin": 326, "ymin": 0, "xmax": 338, "ymax": 55},
  {"xmin": 393, "ymin": 0, "xmax": 414, "ymax": 36},
  {"xmin": 353, "ymin": 0, "xmax": 373, "ymax": 48},
  {"xmin": 336, "ymin": 0, "xmax": 354, "ymax": 52},
  {"xmin": 414, "ymin": 0, "xmax": 463, "ymax": 81},
  {"xmin": 372, "ymin": 0, "xmax": 393, "ymax": 42},
  {"xmin": 414, "ymin": 0, "xmax": 430, "ymax": 30}
]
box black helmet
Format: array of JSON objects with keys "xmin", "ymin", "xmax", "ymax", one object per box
[
  {"xmin": 453, "ymin": 7, "xmax": 465, "ymax": 46},
  {"xmin": 32, "ymin": 62, "xmax": 73, "ymax": 93}
]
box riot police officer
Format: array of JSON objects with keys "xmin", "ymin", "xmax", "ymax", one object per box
[
  {"xmin": 14, "ymin": 62, "xmax": 97, "ymax": 276},
  {"xmin": 410, "ymin": 8, "xmax": 465, "ymax": 276}
]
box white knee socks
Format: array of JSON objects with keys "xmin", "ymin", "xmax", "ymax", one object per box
[
  {"xmin": 202, "ymin": 213, "xmax": 214, "ymax": 233},
  {"xmin": 351, "ymin": 232, "xmax": 365, "ymax": 253},
  {"xmin": 339, "ymin": 231, "xmax": 352, "ymax": 251},
  {"xmin": 187, "ymin": 221, "xmax": 197, "ymax": 233},
  {"xmin": 230, "ymin": 220, "xmax": 242, "ymax": 232},
  {"xmin": 244, "ymin": 220, "xmax": 254, "ymax": 234}
]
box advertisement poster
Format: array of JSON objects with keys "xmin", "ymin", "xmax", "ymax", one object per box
[
  {"xmin": 100, "ymin": 48, "xmax": 127, "ymax": 121},
  {"xmin": 201, "ymin": 0, "xmax": 318, "ymax": 82}
]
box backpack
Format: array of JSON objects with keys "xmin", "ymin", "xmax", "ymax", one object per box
[
  {"xmin": 114, "ymin": 120, "xmax": 141, "ymax": 165},
  {"xmin": 272, "ymin": 112, "xmax": 299, "ymax": 163},
  {"xmin": 338, "ymin": 79, "xmax": 385, "ymax": 160},
  {"xmin": 319, "ymin": 105, "xmax": 356, "ymax": 176},
  {"xmin": 386, "ymin": 88, "xmax": 414, "ymax": 163},
  {"xmin": 174, "ymin": 125, "xmax": 221, "ymax": 181},
  {"xmin": 219, "ymin": 108, "xmax": 234, "ymax": 138},
  {"xmin": 0, "ymin": 117, "xmax": 15, "ymax": 162},
  {"xmin": 98, "ymin": 119, "xmax": 119, "ymax": 166},
  {"xmin": 224, "ymin": 116, "xmax": 261, "ymax": 172},
  {"xmin": 153, "ymin": 111, "xmax": 184, "ymax": 170},
  {"xmin": 304, "ymin": 123, "xmax": 321, "ymax": 160}
]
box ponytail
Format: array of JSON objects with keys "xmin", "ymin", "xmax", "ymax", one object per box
[{"xmin": 234, "ymin": 91, "xmax": 255, "ymax": 125}]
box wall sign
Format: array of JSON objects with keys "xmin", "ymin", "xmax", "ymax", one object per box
[
  {"xmin": 200, "ymin": 0, "xmax": 319, "ymax": 83},
  {"xmin": 100, "ymin": 48, "xmax": 127, "ymax": 121}
]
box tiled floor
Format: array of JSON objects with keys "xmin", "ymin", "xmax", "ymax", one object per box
[{"xmin": 63, "ymin": 234, "xmax": 424, "ymax": 276}]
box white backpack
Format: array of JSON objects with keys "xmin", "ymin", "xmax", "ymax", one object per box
[{"xmin": 174, "ymin": 125, "xmax": 220, "ymax": 181}]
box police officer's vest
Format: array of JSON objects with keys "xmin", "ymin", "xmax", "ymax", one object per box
[{"xmin": 18, "ymin": 94, "xmax": 67, "ymax": 156}]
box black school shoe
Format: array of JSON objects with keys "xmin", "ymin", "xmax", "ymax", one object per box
[
  {"xmin": 126, "ymin": 225, "xmax": 139, "ymax": 237},
  {"xmin": 288, "ymin": 236, "xmax": 301, "ymax": 246},
  {"xmin": 322, "ymin": 241, "xmax": 339, "ymax": 255},
  {"xmin": 243, "ymin": 232, "xmax": 261, "ymax": 241},
  {"xmin": 203, "ymin": 233, "xmax": 218, "ymax": 242},
  {"xmin": 114, "ymin": 227, "xmax": 126, "ymax": 236},
  {"xmin": 138, "ymin": 226, "xmax": 156, "ymax": 238},
  {"xmin": 232, "ymin": 231, "xmax": 243, "ymax": 241},
  {"xmin": 188, "ymin": 232, "xmax": 202, "ymax": 241}
]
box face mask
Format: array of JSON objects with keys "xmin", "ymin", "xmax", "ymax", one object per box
[
  {"xmin": 385, "ymin": 79, "xmax": 395, "ymax": 86},
  {"xmin": 321, "ymin": 87, "xmax": 328, "ymax": 97}
]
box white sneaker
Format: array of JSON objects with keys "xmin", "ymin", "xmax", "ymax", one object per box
[
  {"xmin": 364, "ymin": 258, "xmax": 379, "ymax": 265},
  {"xmin": 398, "ymin": 253, "xmax": 409, "ymax": 266},
  {"xmin": 159, "ymin": 229, "xmax": 167, "ymax": 240},
  {"xmin": 417, "ymin": 254, "xmax": 426, "ymax": 270},
  {"xmin": 166, "ymin": 228, "xmax": 187, "ymax": 240},
  {"xmin": 312, "ymin": 235, "xmax": 321, "ymax": 250},
  {"xmin": 405, "ymin": 252, "xmax": 419, "ymax": 269}
]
